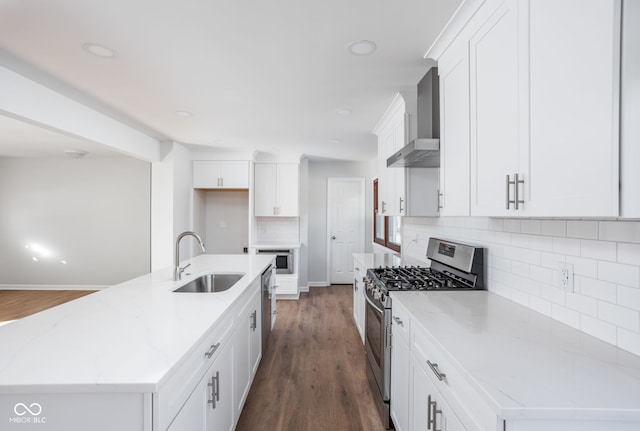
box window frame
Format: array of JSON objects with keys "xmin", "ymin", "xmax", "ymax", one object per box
[{"xmin": 373, "ymin": 179, "xmax": 401, "ymax": 252}]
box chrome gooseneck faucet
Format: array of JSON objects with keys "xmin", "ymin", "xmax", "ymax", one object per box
[{"xmin": 174, "ymin": 231, "xmax": 206, "ymax": 281}]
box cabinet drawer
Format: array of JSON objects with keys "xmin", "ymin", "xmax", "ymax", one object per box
[
  {"xmin": 391, "ymin": 295, "xmax": 411, "ymax": 344},
  {"xmin": 155, "ymin": 317, "xmax": 234, "ymax": 430},
  {"xmin": 412, "ymin": 322, "xmax": 495, "ymax": 431},
  {"xmin": 275, "ymin": 276, "xmax": 297, "ymax": 295}
]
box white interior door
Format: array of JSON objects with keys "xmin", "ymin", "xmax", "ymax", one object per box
[{"xmin": 327, "ymin": 178, "xmax": 365, "ymax": 284}]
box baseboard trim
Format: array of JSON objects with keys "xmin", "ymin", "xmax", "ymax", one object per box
[
  {"xmin": 307, "ymin": 282, "xmax": 329, "ymax": 287},
  {"xmin": 0, "ymin": 284, "xmax": 109, "ymax": 291}
]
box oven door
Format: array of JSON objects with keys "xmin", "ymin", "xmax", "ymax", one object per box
[{"xmin": 364, "ymin": 292, "xmax": 391, "ymax": 401}]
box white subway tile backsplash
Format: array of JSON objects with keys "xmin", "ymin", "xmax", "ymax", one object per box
[
  {"xmin": 598, "ymin": 301, "xmax": 640, "ymax": 332},
  {"xmin": 521, "ymin": 219, "xmax": 542, "ymax": 235},
  {"xmin": 618, "ymin": 243, "xmax": 640, "ymax": 266},
  {"xmin": 402, "ymin": 217, "xmax": 640, "ymax": 356},
  {"xmin": 578, "ymin": 277, "xmax": 617, "ymax": 303},
  {"xmin": 598, "ymin": 261, "xmax": 640, "ymax": 288},
  {"xmin": 552, "ymin": 304, "xmax": 580, "ymax": 329},
  {"xmin": 552, "ymin": 237, "xmax": 581, "ymax": 256},
  {"xmin": 581, "ymin": 315, "xmax": 617, "ymax": 345},
  {"xmin": 566, "ymin": 293, "xmax": 597, "ymax": 316},
  {"xmin": 565, "ymin": 256, "xmax": 598, "ymax": 278},
  {"xmin": 600, "ymin": 221, "xmax": 640, "ymax": 244},
  {"xmin": 618, "ymin": 286, "xmax": 640, "ymax": 312},
  {"xmin": 581, "ymin": 239, "xmax": 617, "ymax": 262},
  {"xmin": 567, "ymin": 220, "xmax": 599, "ymax": 240},
  {"xmin": 541, "ymin": 220, "xmax": 567, "ymax": 237}
]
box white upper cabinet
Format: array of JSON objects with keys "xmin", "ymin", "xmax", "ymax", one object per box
[
  {"xmin": 458, "ymin": 0, "xmax": 621, "ymax": 217},
  {"xmin": 254, "ymin": 163, "xmax": 299, "ymax": 217},
  {"xmin": 621, "ymin": 0, "xmax": 640, "ymax": 217},
  {"xmin": 193, "ymin": 160, "xmax": 249, "ymax": 189},
  {"xmin": 524, "ymin": 0, "xmax": 620, "ymax": 217},
  {"xmin": 437, "ymin": 38, "xmax": 471, "ymax": 216},
  {"xmin": 469, "ymin": 0, "xmax": 525, "ymax": 217}
]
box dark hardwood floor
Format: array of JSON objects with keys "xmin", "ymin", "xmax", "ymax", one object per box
[
  {"xmin": 0, "ymin": 290, "xmax": 96, "ymax": 322},
  {"xmin": 236, "ymin": 285, "xmax": 386, "ymax": 431}
]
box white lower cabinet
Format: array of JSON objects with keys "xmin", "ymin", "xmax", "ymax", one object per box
[
  {"xmin": 353, "ymin": 257, "xmax": 366, "ymax": 344},
  {"xmin": 234, "ymin": 288, "xmax": 262, "ymax": 420},
  {"xmin": 390, "ymin": 315, "xmax": 410, "ymax": 431},
  {"xmin": 168, "ymin": 339, "xmax": 234, "ymax": 431},
  {"xmin": 411, "ymin": 354, "xmax": 465, "ymax": 431}
]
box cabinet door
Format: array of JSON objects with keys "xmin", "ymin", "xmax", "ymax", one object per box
[
  {"xmin": 411, "ymin": 355, "xmax": 466, "ymax": 431},
  {"xmin": 219, "ymin": 161, "xmax": 249, "ymax": 189},
  {"xmin": 392, "ymin": 112, "xmax": 406, "ymax": 216},
  {"xmin": 469, "ymin": 0, "xmax": 524, "ymax": 216},
  {"xmin": 390, "ymin": 325, "xmax": 410, "ymax": 431},
  {"xmin": 249, "ymin": 293, "xmax": 262, "ymax": 376},
  {"xmin": 522, "ymin": 0, "xmax": 620, "ymax": 217},
  {"xmin": 275, "ymin": 163, "xmax": 299, "ymax": 216},
  {"xmin": 168, "ymin": 383, "xmax": 206, "ymax": 431},
  {"xmin": 235, "ymin": 289, "xmax": 261, "ymax": 419},
  {"xmin": 207, "ymin": 340, "xmax": 234, "ymax": 431},
  {"xmin": 193, "ymin": 161, "xmax": 221, "ymax": 189},
  {"xmin": 254, "ymin": 163, "xmax": 277, "ymax": 216},
  {"xmin": 378, "ymin": 125, "xmax": 396, "ymax": 215},
  {"xmin": 439, "ymin": 40, "xmax": 470, "ymax": 216}
]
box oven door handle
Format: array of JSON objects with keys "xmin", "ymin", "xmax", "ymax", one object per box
[{"xmin": 364, "ymin": 291, "xmax": 384, "ymax": 314}]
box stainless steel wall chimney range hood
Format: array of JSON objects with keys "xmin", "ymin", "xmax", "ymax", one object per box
[{"xmin": 387, "ymin": 67, "xmax": 440, "ymax": 168}]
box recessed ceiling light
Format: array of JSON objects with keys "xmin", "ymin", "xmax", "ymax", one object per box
[
  {"xmin": 347, "ymin": 40, "xmax": 377, "ymax": 56},
  {"xmin": 328, "ymin": 139, "xmax": 341, "ymax": 144},
  {"xmin": 336, "ymin": 108, "xmax": 352, "ymax": 116},
  {"xmin": 82, "ymin": 43, "xmax": 117, "ymax": 58},
  {"xmin": 175, "ymin": 111, "xmax": 193, "ymax": 117},
  {"xmin": 64, "ymin": 149, "xmax": 88, "ymax": 159}
]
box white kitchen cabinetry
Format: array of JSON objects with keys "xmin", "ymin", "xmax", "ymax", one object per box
[
  {"xmin": 254, "ymin": 163, "xmax": 299, "ymax": 216},
  {"xmin": 374, "ymin": 93, "xmax": 439, "ymax": 217},
  {"xmin": 390, "ymin": 300, "xmax": 411, "ymax": 431},
  {"xmin": 437, "ymin": 38, "xmax": 470, "ymax": 216},
  {"xmin": 234, "ymin": 288, "xmax": 262, "ymax": 420},
  {"xmin": 352, "ymin": 258, "xmax": 366, "ymax": 344},
  {"xmin": 411, "ymin": 354, "xmax": 466, "ymax": 431},
  {"xmin": 193, "ymin": 160, "xmax": 249, "ymax": 189},
  {"xmin": 467, "ymin": 0, "xmax": 620, "ymax": 217}
]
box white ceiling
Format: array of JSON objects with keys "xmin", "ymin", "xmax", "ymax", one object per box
[{"xmin": 0, "ymin": 0, "xmax": 461, "ymax": 161}]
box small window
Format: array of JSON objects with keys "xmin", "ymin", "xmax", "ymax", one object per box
[{"xmin": 373, "ymin": 179, "xmax": 401, "ymax": 252}]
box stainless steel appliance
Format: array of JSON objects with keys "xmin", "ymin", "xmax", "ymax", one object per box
[
  {"xmin": 363, "ymin": 238, "xmax": 484, "ymax": 429},
  {"xmin": 261, "ymin": 265, "xmax": 274, "ymax": 350},
  {"xmin": 256, "ymin": 249, "xmax": 294, "ymax": 274}
]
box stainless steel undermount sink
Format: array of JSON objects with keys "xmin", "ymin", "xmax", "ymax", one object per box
[{"xmin": 173, "ymin": 273, "xmax": 245, "ymax": 293}]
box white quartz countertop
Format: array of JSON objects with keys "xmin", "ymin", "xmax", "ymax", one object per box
[
  {"xmin": 391, "ymin": 291, "xmax": 640, "ymax": 421},
  {"xmin": 0, "ymin": 254, "xmax": 274, "ymax": 394}
]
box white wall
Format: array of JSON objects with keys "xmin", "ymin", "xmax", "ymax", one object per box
[
  {"xmin": 307, "ymin": 160, "xmax": 375, "ymax": 284},
  {"xmin": 204, "ymin": 191, "xmax": 249, "ymax": 254},
  {"xmin": 0, "ymin": 156, "xmax": 150, "ymax": 286},
  {"xmin": 403, "ymin": 217, "xmax": 640, "ymax": 356}
]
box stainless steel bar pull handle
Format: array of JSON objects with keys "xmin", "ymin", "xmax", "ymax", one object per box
[
  {"xmin": 507, "ymin": 173, "xmax": 525, "ymax": 210},
  {"xmin": 208, "ymin": 376, "xmax": 216, "ymax": 409},
  {"xmin": 427, "ymin": 360, "xmax": 446, "ymax": 381},
  {"xmin": 514, "ymin": 173, "xmax": 525, "ymax": 210},
  {"xmin": 437, "ymin": 189, "xmax": 443, "ymax": 210},
  {"xmin": 205, "ymin": 342, "xmax": 221, "ymax": 359},
  {"xmin": 399, "ymin": 197, "xmax": 404, "ymax": 213},
  {"xmin": 381, "ymin": 201, "xmax": 386, "ymax": 213},
  {"xmin": 214, "ymin": 371, "xmax": 220, "ymax": 402},
  {"xmin": 393, "ymin": 316, "xmax": 403, "ymax": 326},
  {"xmin": 427, "ymin": 395, "xmax": 435, "ymax": 430}
]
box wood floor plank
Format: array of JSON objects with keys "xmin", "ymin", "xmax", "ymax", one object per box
[
  {"xmin": 0, "ymin": 290, "xmax": 96, "ymax": 322},
  {"xmin": 236, "ymin": 285, "xmax": 387, "ymax": 431}
]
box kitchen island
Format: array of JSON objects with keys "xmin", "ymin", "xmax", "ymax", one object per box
[{"xmin": 0, "ymin": 254, "xmax": 274, "ymax": 431}]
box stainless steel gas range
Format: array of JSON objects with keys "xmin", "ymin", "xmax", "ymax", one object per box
[{"xmin": 363, "ymin": 238, "xmax": 484, "ymax": 429}]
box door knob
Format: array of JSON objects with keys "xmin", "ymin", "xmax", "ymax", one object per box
[{"xmin": 331, "ymin": 236, "xmax": 336, "ymax": 240}]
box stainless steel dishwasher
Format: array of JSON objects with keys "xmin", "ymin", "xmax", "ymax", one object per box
[{"xmin": 261, "ymin": 265, "xmax": 274, "ymax": 350}]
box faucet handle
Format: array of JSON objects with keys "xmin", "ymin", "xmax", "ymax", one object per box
[{"xmin": 180, "ymin": 263, "xmax": 192, "ymax": 275}]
